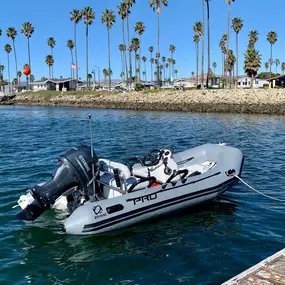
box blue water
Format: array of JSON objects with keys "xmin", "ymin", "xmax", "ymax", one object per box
[{"xmin": 1, "ymin": 106, "xmax": 285, "ymax": 285}]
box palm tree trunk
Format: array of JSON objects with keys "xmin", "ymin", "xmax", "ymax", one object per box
[
  {"xmin": 156, "ymin": 11, "xmax": 160, "ymax": 87},
  {"xmin": 27, "ymin": 37, "xmax": 31, "ymax": 91},
  {"xmin": 12, "ymin": 40, "xmax": 19, "ymax": 91},
  {"xmin": 122, "ymin": 19, "xmax": 128, "ymax": 85},
  {"xmin": 51, "ymin": 47, "xmax": 54, "ymax": 79},
  {"xmin": 74, "ymin": 22, "xmax": 79, "ymax": 88},
  {"xmin": 49, "ymin": 65, "xmax": 51, "ymax": 79},
  {"xmin": 206, "ymin": 0, "xmax": 210, "ymax": 88},
  {"xmin": 86, "ymin": 24, "xmax": 89, "ymax": 88},
  {"xmin": 221, "ymin": 51, "xmax": 224, "ymax": 79},
  {"xmin": 107, "ymin": 29, "xmax": 111, "ymax": 90},
  {"xmin": 71, "ymin": 50, "xmax": 73, "ymax": 79},
  {"xmin": 144, "ymin": 62, "xmax": 147, "ymax": 81},
  {"xmin": 120, "ymin": 51, "xmax": 124, "ymax": 83},
  {"xmin": 7, "ymin": 53, "xmax": 11, "ymax": 93},
  {"xmin": 236, "ymin": 32, "xmax": 239, "ymax": 87},
  {"xmin": 126, "ymin": 15, "xmax": 132, "ymax": 85},
  {"xmin": 201, "ymin": 0, "xmax": 205, "ymax": 89},
  {"xmin": 227, "ymin": 3, "xmax": 230, "ymax": 88},
  {"xmin": 134, "ymin": 52, "xmax": 138, "ymax": 81},
  {"xmin": 196, "ymin": 42, "xmax": 199, "ymax": 87},
  {"xmin": 139, "ymin": 36, "xmax": 142, "ymax": 82},
  {"xmin": 171, "ymin": 51, "xmax": 174, "ymax": 81}
]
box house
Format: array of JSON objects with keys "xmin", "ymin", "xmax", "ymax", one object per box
[
  {"xmin": 268, "ymin": 75, "xmax": 285, "ymax": 88},
  {"xmin": 30, "ymin": 78, "xmax": 83, "ymax": 91},
  {"xmin": 238, "ymin": 76, "xmax": 269, "ymax": 88}
]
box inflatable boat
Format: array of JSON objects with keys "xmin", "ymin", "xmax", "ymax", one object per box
[{"xmin": 15, "ymin": 143, "xmax": 243, "ymax": 235}]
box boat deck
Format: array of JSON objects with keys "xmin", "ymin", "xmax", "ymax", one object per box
[{"xmin": 222, "ymin": 249, "xmax": 285, "ymax": 285}]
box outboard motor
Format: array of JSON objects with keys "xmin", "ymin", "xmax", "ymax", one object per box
[{"xmin": 16, "ymin": 145, "xmax": 99, "ymax": 221}]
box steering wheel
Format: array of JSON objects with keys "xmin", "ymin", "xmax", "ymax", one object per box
[{"xmin": 142, "ymin": 149, "xmax": 163, "ymax": 167}]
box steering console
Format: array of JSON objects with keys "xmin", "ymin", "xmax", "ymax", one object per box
[{"xmin": 142, "ymin": 149, "xmax": 163, "ymax": 167}]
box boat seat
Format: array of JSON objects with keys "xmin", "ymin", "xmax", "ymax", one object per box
[
  {"xmin": 99, "ymin": 159, "xmax": 131, "ymax": 179},
  {"xmin": 181, "ymin": 161, "xmax": 216, "ymax": 177},
  {"xmin": 100, "ymin": 172, "xmax": 149, "ymax": 199},
  {"xmin": 132, "ymin": 150, "xmax": 179, "ymax": 184}
]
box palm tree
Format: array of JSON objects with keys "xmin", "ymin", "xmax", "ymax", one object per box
[
  {"xmin": 264, "ymin": 62, "xmax": 269, "ymax": 72},
  {"xmin": 205, "ymin": 0, "xmax": 211, "ymax": 88},
  {"xmin": 267, "ymin": 31, "xmax": 278, "ymax": 80},
  {"xmin": 226, "ymin": 0, "xmax": 235, "ymax": 87},
  {"xmin": 149, "ymin": 46, "xmax": 154, "ymax": 81},
  {"xmin": 142, "ymin": 56, "xmax": 147, "ymax": 81},
  {"xmin": 219, "ymin": 37, "xmax": 226, "ymax": 80},
  {"xmin": 165, "ymin": 63, "xmax": 169, "ymax": 81},
  {"xmin": 21, "ymin": 22, "xmax": 34, "ymax": 89},
  {"xmin": 193, "ymin": 22, "xmax": 202, "ymax": 87},
  {"xmin": 47, "ymin": 37, "xmax": 56, "ymax": 78},
  {"xmin": 118, "ymin": 3, "xmax": 129, "ymax": 86},
  {"xmin": 193, "ymin": 35, "xmax": 200, "ymax": 87},
  {"xmin": 134, "ymin": 21, "xmax": 145, "ymax": 81},
  {"xmin": 281, "ymin": 62, "xmax": 285, "ymax": 75},
  {"xmin": 102, "ymin": 8, "xmax": 116, "ymax": 90},
  {"xmin": 119, "ymin": 44, "xmax": 126, "ymax": 82},
  {"xmin": 45, "ymin": 55, "xmax": 54, "ymax": 79},
  {"xmin": 191, "ymin": 71, "xmax": 195, "ymax": 78},
  {"xmin": 149, "ymin": 0, "xmax": 168, "ymax": 87},
  {"xmin": 82, "ymin": 6, "xmax": 95, "ymax": 88},
  {"xmin": 70, "ymin": 9, "xmax": 82, "ymax": 87},
  {"xmin": 150, "ymin": 58, "xmax": 155, "ymax": 81},
  {"xmin": 120, "ymin": 71, "xmax": 125, "ymax": 82},
  {"xmin": 212, "ymin": 62, "xmax": 217, "ymax": 74},
  {"xmin": 201, "ymin": 0, "xmax": 205, "ymax": 89},
  {"xmin": 30, "ymin": 74, "xmax": 35, "ymax": 82},
  {"xmin": 249, "ymin": 30, "xmax": 259, "ymax": 48},
  {"xmin": 123, "ymin": 0, "xmax": 136, "ymax": 84},
  {"xmin": 174, "ymin": 69, "xmax": 178, "ymax": 79},
  {"xmin": 168, "ymin": 58, "xmax": 172, "ymax": 80},
  {"xmin": 169, "ymin": 45, "xmax": 176, "ymax": 81},
  {"xmin": 4, "ymin": 44, "xmax": 12, "ymax": 92},
  {"xmin": 225, "ymin": 49, "xmax": 236, "ymax": 88},
  {"xmin": 17, "ymin": 71, "xmax": 22, "ymax": 88},
  {"xmin": 7, "ymin": 27, "xmax": 18, "ymax": 90},
  {"xmin": 103, "ymin": 68, "xmax": 108, "ymax": 85},
  {"xmin": 232, "ymin": 17, "xmax": 243, "ymax": 85},
  {"xmin": 67, "ymin": 40, "xmax": 75, "ymax": 79},
  {"xmin": 161, "ymin": 56, "xmax": 166, "ymax": 81},
  {"xmin": 87, "ymin": 73, "xmax": 93, "ymax": 86},
  {"xmin": 275, "ymin": 59, "xmax": 280, "ymax": 74},
  {"xmin": 131, "ymin": 37, "xmax": 140, "ymax": 81},
  {"xmin": 244, "ymin": 48, "xmax": 261, "ymax": 88},
  {"xmin": 0, "ymin": 65, "xmax": 4, "ymax": 82},
  {"xmin": 21, "ymin": 22, "xmax": 34, "ymax": 69}
]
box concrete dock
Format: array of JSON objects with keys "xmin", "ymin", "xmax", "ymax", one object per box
[{"xmin": 223, "ymin": 249, "xmax": 285, "ymax": 285}]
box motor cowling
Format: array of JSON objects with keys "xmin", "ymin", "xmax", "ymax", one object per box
[{"xmin": 16, "ymin": 145, "xmax": 99, "ymax": 221}]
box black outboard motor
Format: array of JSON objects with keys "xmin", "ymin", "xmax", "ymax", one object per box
[{"xmin": 16, "ymin": 145, "xmax": 99, "ymax": 221}]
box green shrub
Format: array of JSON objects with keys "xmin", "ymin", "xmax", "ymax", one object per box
[{"xmin": 135, "ymin": 82, "xmax": 144, "ymax": 91}]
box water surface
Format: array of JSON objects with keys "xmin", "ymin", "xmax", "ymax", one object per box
[{"xmin": 1, "ymin": 106, "xmax": 285, "ymax": 285}]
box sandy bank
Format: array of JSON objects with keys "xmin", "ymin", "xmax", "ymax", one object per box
[{"xmin": 4, "ymin": 89, "xmax": 285, "ymax": 115}]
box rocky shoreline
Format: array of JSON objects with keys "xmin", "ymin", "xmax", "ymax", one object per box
[{"xmin": 3, "ymin": 89, "xmax": 285, "ymax": 115}]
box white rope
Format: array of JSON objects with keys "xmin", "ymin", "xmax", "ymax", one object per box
[{"xmin": 234, "ymin": 174, "xmax": 285, "ymax": 202}]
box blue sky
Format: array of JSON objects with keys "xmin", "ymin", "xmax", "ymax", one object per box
[{"xmin": 0, "ymin": 0, "xmax": 284, "ymax": 81}]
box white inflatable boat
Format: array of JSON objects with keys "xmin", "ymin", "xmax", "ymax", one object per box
[{"xmin": 15, "ymin": 143, "xmax": 244, "ymax": 235}]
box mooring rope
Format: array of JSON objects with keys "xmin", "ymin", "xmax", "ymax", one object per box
[{"xmin": 234, "ymin": 174, "xmax": 285, "ymax": 203}]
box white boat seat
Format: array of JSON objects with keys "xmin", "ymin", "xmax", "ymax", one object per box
[
  {"xmin": 100, "ymin": 172, "xmax": 150, "ymax": 199},
  {"xmin": 99, "ymin": 159, "xmax": 131, "ymax": 179},
  {"xmin": 182, "ymin": 161, "xmax": 216, "ymax": 177},
  {"xmin": 132, "ymin": 151, "xmax": 179, "ymax": 184}
]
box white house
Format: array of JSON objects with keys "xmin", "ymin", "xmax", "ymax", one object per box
[
  {"xmin": 238, "ymin": 76, "xmax": 269, "ymax": 88},
  {"xmin": 30, "ymin": 78, "xmax": 83, "ymax": 91}
]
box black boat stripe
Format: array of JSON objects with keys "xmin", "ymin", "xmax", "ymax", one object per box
[
  {"xmin": 82, "ymin": 178, "xmax": 237, "ymax": 233},
  {"xmin": 82, "ymin": 181, "xmax": 233, "ymax": 233},
  {"xmin": 84, "ymin": 171, "xmax": 222, "ymax": 230}
]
